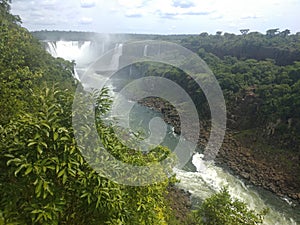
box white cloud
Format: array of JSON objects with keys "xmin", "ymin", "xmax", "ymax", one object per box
[
  {"xmin": 125, "ymin": 11, "xmax": 143, "ymax": 18},
  {"xmin": 159, "ymin": 0, "xmax": 214, "ymax": 18},
  {"xmin": 79, "ymin": 17, "xmax": 93, "ymax": 24},
  {"xmin": 241, "ymin": 14, "xmax": 261, "ymax": 20},
  {"xmin": 10, "ymin": 0, "xmax": 300, "ymax": 34},
  {"xmin": 40, "ymin": 0, "xmax": 57, "ymax": 7},
  {"xmin": 80, "ymin": 0, "xmax": 96, "ymax": 8},
  {"xmin": 117, "ymin": 0, "xmax": 146, "ymax": 8},
  {"xmin": 172, "ymin": 0, "xmax": 195, "ymax": 8},
  {"xmin": 168, "ymin": 25, "xmax": 177, "ymax": 31}
]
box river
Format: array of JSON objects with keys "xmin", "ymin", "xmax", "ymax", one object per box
[{"xmin": 123, "ymin": 99, "xmax": 300, "ymax": 225}]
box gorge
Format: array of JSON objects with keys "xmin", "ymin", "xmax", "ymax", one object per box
[{"xmin": 43, "ymin": 37, "xmax": 300, "ymax": 224}]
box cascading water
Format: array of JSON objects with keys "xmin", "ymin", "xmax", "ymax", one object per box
[
  {"xmin": 45, "ymin": 41, "xmax": 91, "ymax": 65},
  {"xmin": 110, "ymin": 43, "xmax": 123, "ymax": 70},
  {"xmin": 143, "ymin": 45, "xmax": 148, "ymax": 57},
  {"xmin": 73, "ymin": 69, "xmax": 80, "ymax": 81},
  {"xmin": 45, "ymin": 40, "xmax": 116, "ymax": 82},
  {"xmin": 46, "ymin": 42, "xmax": 57, "ymax": 56},
  {"xmin": 175, "ymin": 152, "xmax": 299, "ymax": 225},
  {"xmin": 102, "ymin": 42, "xmax": 106, "ymax": 55}
]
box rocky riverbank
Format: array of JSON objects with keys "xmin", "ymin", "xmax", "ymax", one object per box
[
  {"xmin": 166, "ymin": 186, "xmax": 192, "ymax": 224},
  {"xmin": 138, "ymin": 97, "xmax": 300, "ymax": 203},
  {"xmin": 217, "ymin": 134, "xmax": 300, "ymax": 202}
]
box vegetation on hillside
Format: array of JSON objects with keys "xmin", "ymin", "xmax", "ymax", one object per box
[{"xmin": 0, "ymin": 1, "xmax": 176, "ymax": 224}]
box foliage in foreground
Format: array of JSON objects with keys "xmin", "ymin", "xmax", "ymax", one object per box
[
  {"xmin": 0, "ymin": 86, "xmax": 176, "ymax": 225},
  {"xmin": 190, "ymin": 188, "xmax": 268, "ymax": 225}
]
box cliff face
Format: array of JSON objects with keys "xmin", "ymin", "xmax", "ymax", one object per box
[
  {"xmin": 213, "ymin": 92, "xmax": 300, "ymax": 202},
  {"xmin": 228, "ymin": 89, "xmax": 300, "ymax": 155},
  {"xmin": 218, "ymin": 132, "xmax": 300, "ymax": 202}
]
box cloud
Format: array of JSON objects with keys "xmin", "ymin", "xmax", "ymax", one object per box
[
  {"xmin": 123, "ymin": 8, "xmax": 145, "ymax": 17},
  {"xmin": 117, "ymin": 0, "xmax": 146, "ymax": 8},
  {"xmin": 79, "ymin": 17, "xmax": 93, "ymax": 24},
  {"xmin": 125, "ymin": 13, "xmax": 143, "ymax": 18},
  {"xmin": 150, "ymin": 0, "xmax": 215, "ymax": 19},
  {"xmin": 158, "ymin": 12, "xmax": 179, "ymax": 19},
  {"xmin": 241, "ymin": 15, "xmax": 261, "ymax": 19},
  {"xmin": 11, "ymin": 0, "xmax": 86, "ymax": 30},
  {"xmin": 172, "ymin": 0, "xmax": 195, "ymax": 8},
  {"xmin": 11, "ymin": 0, "xmax": 300, "ymax": 35},
  {"xmin": 210, "ymin": 13, "xmax": 224, "ymax": 20},
  {"xmin": 168, "ymin": 25, "xmax": 177, "ymax": 31},
  {"xmin": 40, "ymin": 0, "xmax": 57, "ymax": 7},
  {"xmin": 157, "ymin": 9, "xmax": 213, "ymax": 19},
  {"xmin": 182, "ymin": 11, "xmax": 212, "ymax": 16},
  {"xmin": 80, "ymin": 0, "xmax": 96, "ymax": 8}
]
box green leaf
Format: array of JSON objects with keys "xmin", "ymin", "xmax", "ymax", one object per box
[
  {"xmin": 60, "ymin": 136, "xmax": 69, "ymax": 141},
  {"xmin": 40, "ymin": 142, "xmax": 48, "ymax": 148},
  {"xmin": 35, "ymin": 180, "xmax": 43, "ymax": 198},
  {"xmin": 14, "ymin": 164, "xmax": 26, "ymax": 176},
  {"xmin": 7, "ymin": 158, "xmax": 21, "ymax": 166},
  {"xmin": 62, "ymin": 171, "xmax": 68, "ymax": 184},
  {"xmin": 37, "ymin": 145, "xmax": 43, "ymax": 154},
  {"xmin": 41, "ymin": 123, "xmax": 51, "ymax": 130},
  {"xmin": 28, "ymin": 141, "xmax": 37, "ymax": 147},
  {"xmin": 57, "ymin": 169, "xmax": 65, "ymax": 178},
  {"xmin": 80, "ymin": 192, "xmax": 89, "ymax": 198},
  {"xmin": 24, "ymin": 166, "xmax": 33, "ymax": 175},
  {"xmin": 4, "ymin": 154, "xmax": 15, "ymax": 158},
  {"xmin": 53, "ymin": 132, "xmax": 58, "ymax": 141}
]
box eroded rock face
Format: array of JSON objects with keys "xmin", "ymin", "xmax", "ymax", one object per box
[{"xmin": 216, "ymin": 134, "xmax": 300, "ymax": 203}]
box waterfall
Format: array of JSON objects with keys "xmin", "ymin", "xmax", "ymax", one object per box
[
  {"xmin": 102, "ymin": 42, "xmax": 105, "ymax": 55},
  {"xmin": 73, "ymin": 69, "xmax": 80, "ymax": 81},
  {"xmin": 110, "ymin": 43, "xmax": 123, "ymax": 70},
  {"xmin": 45, "ymin": 40, "xmax": 93, "ymax": 80},
  {"xmin": 46, "ymin": 42, "xmax": 57, "ymax": 57},
  {"xmin": 143, "ymin": 45, "xmax": 148, "ymax": 57},
  {"xmin": 129, "ymin": 64, "xmax": 133, "ymax": 77},
  {"xmin": 45, "ymin": 40, "xmax": 91, "ymax": 66}
]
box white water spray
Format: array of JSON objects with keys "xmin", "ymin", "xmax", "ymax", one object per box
[
  {"xmin": 46, "ymin": 41, "xmax": 91, "ymax": 64},
  {"xmin": 175, "ymin": 153, "xmax": 298, "ymax": 225}
]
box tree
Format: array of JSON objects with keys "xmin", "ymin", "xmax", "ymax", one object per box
[
  {"xmin": 266, "ymin": 28, "xmax": 279, "ymax": 37},
  {"xmin": 280, "ymin": 29, "xmax": 290, "ymax": 37},
  {"xmin": 224, "ymin": 33, "xmax": 235, "ymax": 38},
  {"xmin": 240, "ymin": 29, "xmax": 250, "ymax": 35},
  {"xmin": 199, "ymin": 32, "xmax": 209, "ymax": 37},
  {"xmin": 0, "ymin": 0, "xmax": 11, "ymax": 14},
  {"xmin": 0, "ymin": 0, "xmax": 21, "ymax": 23},
  {"xmin": 193, "ymin": 188, "xmax": 268, "ymax": 225}
]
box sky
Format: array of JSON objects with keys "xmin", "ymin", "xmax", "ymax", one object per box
[{"xmin": 11, "ymin": 0, "xmax": 300, "ymax": 34}]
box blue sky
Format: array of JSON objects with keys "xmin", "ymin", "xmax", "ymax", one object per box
[{"xmin": 11, "ymin": 0, "xmax": 300, "ymax": 34}]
